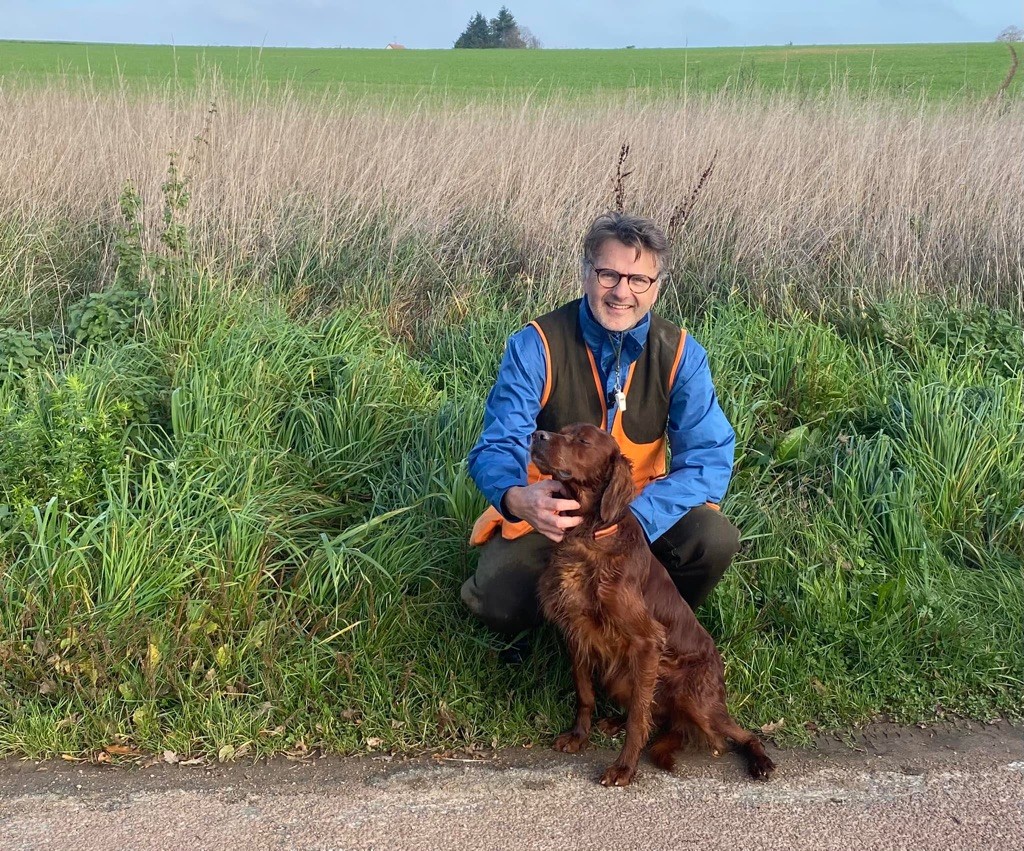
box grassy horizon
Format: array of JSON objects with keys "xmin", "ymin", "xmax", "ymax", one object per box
[{"xmin": 0, "ymin": 39, "xmax": 1019, "ymax": 100}]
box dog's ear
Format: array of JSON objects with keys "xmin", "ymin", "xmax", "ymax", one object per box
[{"xmin": 600, "ymin": 452, "xmax": 635, "ymax": 525}]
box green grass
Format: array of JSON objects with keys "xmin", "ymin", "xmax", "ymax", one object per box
[
  {"xmin": 0, "ymin": 40, "xmax": 1019, "ymax": 100},
  {"xmin": 0, "ymin": 189, "xmax": 1022, "ymax": 761}
]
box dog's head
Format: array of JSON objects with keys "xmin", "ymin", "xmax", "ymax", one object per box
[{"xmin": 530, "ymin": 423, "xmax": 635, "ymax": 525}]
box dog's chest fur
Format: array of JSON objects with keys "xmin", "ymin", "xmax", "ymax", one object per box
[{"xmin": 539, "ymin": 540, "xmax": 636, "ymax": 651}]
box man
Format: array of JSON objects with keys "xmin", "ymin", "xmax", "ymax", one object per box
[{"xmin": 461, "ymin": 212, "xmax": 739, "ymax": 661}]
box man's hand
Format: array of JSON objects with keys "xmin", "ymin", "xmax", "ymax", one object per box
[{"xmin": 503, "ymin": 481, "xmax": 582, "ymax": 542}]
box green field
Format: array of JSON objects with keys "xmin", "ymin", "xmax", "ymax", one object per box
[{"xmin": 0, "ymin": 39, "xmax": 1019, "ymax": 99}]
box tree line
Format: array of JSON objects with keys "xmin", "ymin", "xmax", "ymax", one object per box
[{"xmin": 454, "ymin": 7, "xmax": 541, "ymax": 49}]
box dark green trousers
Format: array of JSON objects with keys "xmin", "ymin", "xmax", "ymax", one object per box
[{"xmin": 460, "ymin": 505, "xmax": 740, "ymax": 636}]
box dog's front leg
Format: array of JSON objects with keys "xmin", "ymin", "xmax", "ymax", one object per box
[
  {"xmin": 553, "ymin": 641, "xmax": 594, "ymax": 753},
  {"xmin": 601, "ymin": 635, "xmax": 661, "ymax": 787}
]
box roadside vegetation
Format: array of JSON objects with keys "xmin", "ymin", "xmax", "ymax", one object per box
[{"xmin": 0, "ymin": 77, "xmax": 1021, "ymax": 760}]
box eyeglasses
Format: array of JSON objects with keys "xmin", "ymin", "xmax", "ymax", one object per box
[{"xmin": 589, "ymin": 264, "xmax": 661, "ymax": 295}]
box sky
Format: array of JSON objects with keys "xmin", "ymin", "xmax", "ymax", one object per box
[{"xmin": 0, "ymin": 1, "xmax": 1020, "ymax": 49}]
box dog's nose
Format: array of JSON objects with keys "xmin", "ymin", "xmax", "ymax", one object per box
[{"xmin": 532, "ymin": 430, "xmax": 550, "ymax": 445}]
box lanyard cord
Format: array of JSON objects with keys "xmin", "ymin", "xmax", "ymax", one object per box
[
  {"xmin": 610, "ymin": 332, "xmax": 627, "ymax": 414},
  {"xmin": 612, "ymin": 332, "xmax": 623, "ymax": 396}
]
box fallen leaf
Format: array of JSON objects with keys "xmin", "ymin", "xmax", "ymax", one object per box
[
  {"xmin": 178, "ymin": 756, "xmax": 206, "ymax": 766},
  {"xmin": 163, "ymin": 750, "xmax": 180, "ymax": 764},
  {"xmin": 218, "ymin": 744, "xmax": 235, "ymax": 762},
  {"xmin": 104, "ymin": 745, "xmax": 138, "ymax": 756},
  {"xmin": 809, "ymin": 677, "xmax": 827, "ymax": 695},
  {"xmin": 436, "ymin": 702, "xmax": 456, "ymax": 734},
  {"xmin": 365, "ymin": 737, "xmax": 383, "ymax": 748},
  {"xmin": 760, "ymin": 718, "xmax": 786, "ymax": 735},
  {"xmin": 284, "ymin": 741, "xmax": 311, "ymax": 761}
]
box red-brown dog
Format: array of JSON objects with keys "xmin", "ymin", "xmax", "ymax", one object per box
[{"xmin": 532, "ymin": 422, "xmax": 775, "ymax": 787}]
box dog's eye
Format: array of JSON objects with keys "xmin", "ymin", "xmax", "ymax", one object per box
[{"xmin": 576, "ymin": 438, "xmax": 590, "ymax": 446}]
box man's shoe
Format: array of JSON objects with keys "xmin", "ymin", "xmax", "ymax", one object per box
[{"xmin": 498, "ymin": 635, "xmax": 531, "ymax": 665}]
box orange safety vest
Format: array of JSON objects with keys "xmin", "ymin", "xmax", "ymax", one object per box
[{"xmin": 470, "ymin": 299, "xmax": 703, "ymax": 547}]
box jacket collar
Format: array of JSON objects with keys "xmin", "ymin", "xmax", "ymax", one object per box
[{"xmin": 578, "ymin": 297, "xmax": 650, "ymax": 357}]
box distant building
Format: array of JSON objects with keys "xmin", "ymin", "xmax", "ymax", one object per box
[{"xmin": 386, "ymin": 43, "xmax": 406, "ymax": 50}]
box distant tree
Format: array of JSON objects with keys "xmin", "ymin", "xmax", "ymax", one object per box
[
  {"xmin": 518, "ymin": 25, "xmax": 543, "ymax": 49},
  {"xmin": 454, "ymin": 7, "xmax": 537, "ymax": 49},
  {"xmin": 490, "ymin": 6, "xmax": 524, "ymax": 48},
  {"xmin": 997, "ymin": 25, "xmax": 1024, "ymax": 42},
  {"xmin": 455, "ymin": 12, "xmax": 493, "ymax": 49}
]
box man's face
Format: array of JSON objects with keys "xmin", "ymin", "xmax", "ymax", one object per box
[{"xmin": 582, "ymin": 238, "xmax": 661, "ymax": 333}]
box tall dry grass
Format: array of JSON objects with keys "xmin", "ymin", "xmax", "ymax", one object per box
[{"xmin": 1, "ymin": 80, "xmax": 1022, "ymax": 317}]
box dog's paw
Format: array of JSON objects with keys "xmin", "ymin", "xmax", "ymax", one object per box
[
  {"xmin": 595, "ymin": 717, "xmax": 625, "ymax": 737},
  {"xmin": 648, "ymin": 747, "xmax": 676, "ymax": 772},
  {"xmin": 553, "ymin": 731, "xmax": 590, "ymax": 753},
  {"xmin": 749, "ymin": 753, "xmax": 776, "ymax": 781},
  {"xmin": 600, "ymin": 763, "xmax": 636, "ymax": 787}
]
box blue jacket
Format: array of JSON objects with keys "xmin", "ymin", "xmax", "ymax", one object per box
[{"xmin": 467, "ymin": 299, "xmax": 735, "ymax": 543}]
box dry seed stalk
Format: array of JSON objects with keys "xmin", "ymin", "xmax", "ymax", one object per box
[
  {"xmin": 668, "ymin": 150, "xmax": 718, "ymax": 234},
  {"xmin": 989, "ymin": 43, "xmax": 1018, "ymax": 104},
  {"xmin": 612, "ymin": 142, "xmax": 632, "ymax": 212}
]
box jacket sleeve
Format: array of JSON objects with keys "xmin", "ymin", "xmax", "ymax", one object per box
[
  {"xmin": 467, "ymin": 325, "xmax": 547, "ymax": 520},
  {"xmin": 629, "ymin": 334, "xmax": 736, "ymax": 543}
]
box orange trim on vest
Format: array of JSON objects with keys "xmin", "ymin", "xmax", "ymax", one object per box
[
  {"xmin": 529, "ymin": 320, "xmax": 553, "ymax": 409},
  {"xmin": 612, "ymin": 419, "xmax": 668, "ymax": 488},
  {"xmin": 608, "ymin": 360, "xmax": 668, "ymax": 490},
  {"xmin": 468, "ymin": 456, "xmax": 554, "ymax": 547},
  {"xmin": 667, "ymin": 330, "xmax": 687, "ymax": 393},
  {"xmin": 470, "ymin": 505, "xmax": 533, "ymax": 546},
  {"xmin": 593, "ymin": 524, "xmax": 619, "ymax": 539}
]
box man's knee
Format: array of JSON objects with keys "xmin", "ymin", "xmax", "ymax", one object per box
[
  {"xmin": 658, "ymin": 505, "xmax": 740, "ymax": 566},
  {"xmin": 703, "ymin": 512, "xmax": 741, "ymax": 573},
  {"xmin": 460, "ymin": 533, "xmax": 552, "ymax": 636},
  {"xmin": 460, "ymin": 571, "xmax": 542, "ymax": 635},
  {"xmin": 652, "ymin": 506, "xmax": 741, "ymax": 608}
]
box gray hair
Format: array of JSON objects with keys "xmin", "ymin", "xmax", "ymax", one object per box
[{"xmin": 581, "ymin": 212, "xmax": 670, "ymax": 273}]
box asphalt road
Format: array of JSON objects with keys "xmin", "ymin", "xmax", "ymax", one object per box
[{"xmin": 1, "ymin": 722, "xmax": 1022, "ymax": 850}]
